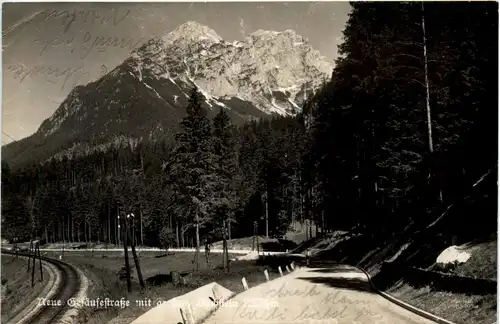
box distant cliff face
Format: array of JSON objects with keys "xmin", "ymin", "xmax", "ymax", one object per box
[
  {"xmin": 129, "ymin": 21, "xmax": 332, "ymax": 115},
  {"xmin": 3, "ymin": 21, "xmax": 332, "ymax": 166}
]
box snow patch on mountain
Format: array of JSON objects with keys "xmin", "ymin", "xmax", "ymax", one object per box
[{"xmin": 143, "ymin": 81, "xmax": 163, "ymax": 100}]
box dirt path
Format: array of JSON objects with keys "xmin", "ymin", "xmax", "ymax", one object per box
[{"xmin": 202, "ymin": 265, "xmax": 438, "ymax": 324}]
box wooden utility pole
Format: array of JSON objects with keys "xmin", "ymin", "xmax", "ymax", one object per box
[
  {"xmin": 118, "ymin": 215, "xmax": 132, "ymax": 292},
  {"xmin": 31, "ymin": 242, "xmax": 36, "ymax": 286},
  {"xmin": 37, "ymin": 242, "xmax": 43, "ymax": 282},
  {"xmin": 30, "ymin": 240, "xmax": 43, "ymax": 287},
  {"xmin": 128, "ymin": 213, "xmax": 145, "ymax": 288},
  {"xmin": 27, "ymin": 240, "xmax": 32, "ymax": 273}
]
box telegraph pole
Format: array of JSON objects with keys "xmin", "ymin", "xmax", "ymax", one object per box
[
  {"xmin": 128, "ymin": 213, "xmax": 145, "ymax": 288},
  {"xmin": 118, "ymin": 215, "xmax": 132, "ymax": 292}
]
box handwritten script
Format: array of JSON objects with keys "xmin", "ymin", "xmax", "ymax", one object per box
[
  {"xmin": 39, "ymin": 8, "xmax": 131, "ymax": 34},
  {"xmin": 7, "ymin": 63, "xmax": 108, "ymax": 91},
  {"xmin": 81, "ymin": 32, "xmax": 143, "ymax": 59},
  {"xmin": 231, "ymin": 281, "xmax": 384, "ymax": 323},
  {"xmin": 33, "ymin": 32, "xmax": 144, "ymax": 58}
]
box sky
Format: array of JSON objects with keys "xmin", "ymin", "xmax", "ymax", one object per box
[{"xmin": 2, "ymin": 2, "xmax": 351, "ymax": 145}]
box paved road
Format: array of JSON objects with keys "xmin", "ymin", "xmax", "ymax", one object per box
[{"xmin": 202, "ymin": 265, "xmax": 438, "ymax": 324}]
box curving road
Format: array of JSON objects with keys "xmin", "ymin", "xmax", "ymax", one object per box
[{"xmin": 202, "ymin": 265, "xmax": 438, "ymax": 324}]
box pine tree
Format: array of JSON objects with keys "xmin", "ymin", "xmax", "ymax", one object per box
[
  {"xmin": 167, "ymin": 87, "xmax": 217, "ymax": 270},
  {"xmin": 212, "ymin": 107, "xmax": 239, "ymax": 240}
]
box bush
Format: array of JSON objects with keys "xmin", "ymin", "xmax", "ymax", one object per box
[{"xmin": 117, "ymin": 266, "xmax": 134, "ymax": 281}]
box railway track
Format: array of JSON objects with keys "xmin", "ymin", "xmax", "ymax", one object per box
[{"xmin": 2, "ymin": 251, "xmax": 81, "ymax": 324}]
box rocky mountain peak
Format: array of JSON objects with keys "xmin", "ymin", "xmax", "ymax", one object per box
[
  {"xmin": 129, "ymin": 21, "xmax": 333, "ymax": 116},
  {"xmin": 162, "ymin": 20, "xmax": 223, "ymax": 45}
]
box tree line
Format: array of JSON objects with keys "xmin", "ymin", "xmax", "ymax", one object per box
[
  {"xmin": 2, "ymin": 87, "xmax": 307, "ymax": 248},
  {"xmin": 2, "ymin": 2, "xmax": 497, "ymax": 250}
]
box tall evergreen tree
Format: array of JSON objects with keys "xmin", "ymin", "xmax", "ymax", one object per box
[
  {"xmin": 167, "ymin": 87, "xmax": 217, "ymax": 270},
  {"xmin": 212, "ymin": 107, "xmax": 239, "ymax": 240}
]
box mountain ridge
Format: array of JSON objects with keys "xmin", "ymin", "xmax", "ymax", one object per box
[{"xmin": 2, "ymin": 21, "xmax": 332, "ymax": 167}]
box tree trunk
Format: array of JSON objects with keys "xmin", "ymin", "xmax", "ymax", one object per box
[
  {"xmin": 108, "ymin": 204, "xmax": 111, "ymax": 244},
  {"xmin": 121, "ymin": 218, "xmax": 132, "ymax": 293},
  {"xmin": 84, "ymin": 222, "xmax": 88, "ymax": 244},
  {"xmin": 195, "ymin": 213, "xmax": 200, "ymax": 271},
  {"xmin": 140, "ymin": 209, "xmax": 143, "ymax": 246},
  {"xmin": 67, "ymin": 215, "xmax": 71, "ymax": 243},
  {"xmin": 222, "ymin": 220, "xmax": 229, "ymax": 273},
  {"xmin": 421, "ymin": 2, "xmax": 433, "ymax": 156},
  {"xmin": 315, "ymin": 218, "xmax": 319, "ymax": 237},
  {"xmin": 306, "ymin": 217, "xmax": 309, "ymax": 241},
  {"xmin": 62, "ymin": 222, "xmax": 65, "ymax": 257},
  {"xmin": 264, "ymin": 191, "xmax": 269, "ymax": 238},
  {"xmin": 321, "ymin": 211, "xmax": 325, "ymax": 236},
  {"xmin": 71, "ymin": 217, "xmax": 75, "ymax": 242},
  {"xmin": 117, "ymin": 205, "xmax": 121, "ymax": 246},
  {"xmin": 180, "ymin": 229, "xmax": 185, "ymax": 248},
  {"xmin": 175, "ymin": 222, "xmax": 180, "ymax": 248}
]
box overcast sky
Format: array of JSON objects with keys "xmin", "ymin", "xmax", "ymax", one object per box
[{"xmin": 2, "ymin": 2, "xmax": 351, "ymax": 144}]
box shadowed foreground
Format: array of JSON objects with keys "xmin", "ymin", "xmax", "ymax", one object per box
[{"xmin": 202, "ymin": 265, "xmax": 438, "ymax": 324}]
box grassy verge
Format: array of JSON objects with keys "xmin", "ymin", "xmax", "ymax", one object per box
[
  {"xmin": 1, "ymin": 255, "xmax": 50, "ymax": 322},
  {"xmin": 388, "ymin": 282, "xmax": 497, "ymax": 324},
  {"xmin": 43, "ymin": 251, "xmax": 280, "ymax": 324},
  {"xmin": 451, "ymin": 239, "xmax": 497, "ymax": 280},
  {"xmin": 385, "ymin": 238, "xmax": 497, "ymax": 324}
]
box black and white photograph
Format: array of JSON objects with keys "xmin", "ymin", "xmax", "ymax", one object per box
[{"xmin": 1, "ymin": 1, "xmax": 498, "ymax": 324}]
